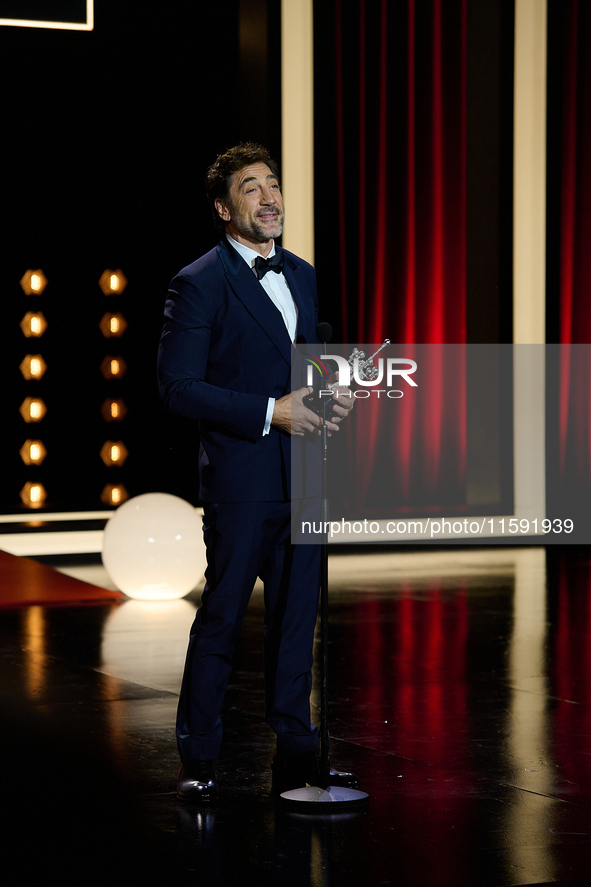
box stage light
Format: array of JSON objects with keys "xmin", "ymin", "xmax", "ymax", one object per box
[
  {"xmin": 20, "ymin": 311, "xmax": 48, "ymax": 338},
  {"xmin": 101, "ymin": 484, "xmax": 129, "ymax": 506},
  {"xmin": 20, "ymin": 482, "xmax": 48, "ymax": 509},
  {"xmin": 99, "ymin": 312, "xmax": 128, "ymax": 338},
  {"xmin": 101, "ymin": 398, "xmax": 127, "ymax": 422},
  {"xmin": 19, "ymin": 439, "xmax": 47, "ymax": 466},
  {"xmin": 100, "ymin": 440, "xmax": 129, "ymax": 467},
  {"xmin": 100, "ymin": 355, "xmax": 127, "ymax": 379},
  {"xmin": 20, "ymin": 397, "xmax": 47, "ymax": 423},
  {"xmin": 99, "ymin": 269, "xmax": 127, "ymax": 295},
  {"xmin": 20, "ymin": 354, "xmax": 47, "ymax": 380},
  {"xmin": 20, "ymin": 270, "xmax": 48, "ymax": 295},
  {"xmin": 19, "ymin": 440, "xmax": 47, "ymax": 465},
  {"xmin": 102, "ymin": 493, "xmax": 206, "ymax": 601}
]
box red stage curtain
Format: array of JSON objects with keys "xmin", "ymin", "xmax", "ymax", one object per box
[
  {"xmin": 317, "ymin": 0, "xmax": 468, "ymax": 515},
  {"xmin": 332, "ymin": 0, "xmax": 467, "ymax": 346},
  {"xmin": 547, "ymin": 0, "xmax": 591, "ymax": 515},
  {"xmin": 557, "ymin": 1, "xmax": 591, "ymax": 346}
]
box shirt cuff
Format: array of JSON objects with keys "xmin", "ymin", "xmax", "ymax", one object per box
[{"xmin": 263, "ymin": 398, "xmax": 275, "ymax": 436}]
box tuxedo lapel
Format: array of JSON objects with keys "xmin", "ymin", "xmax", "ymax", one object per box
[
  {"xmin": 277, "ymin": 250, "xmax": 319, "ymax": 347},
  {"xmin": 281, "ymin": 253, "xmax": 317, "ymax": 344},
  {"xmin": 217, "ymin": 239, "xmax": 294, "ymax": 366}
]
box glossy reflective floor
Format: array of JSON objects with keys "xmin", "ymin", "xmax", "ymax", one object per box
[{"xmin": 2, "ymin": 546, "xmax": 591, "ymax": 886}]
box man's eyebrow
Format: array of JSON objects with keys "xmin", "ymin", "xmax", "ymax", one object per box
[{"xmin": 239, "ymin": 174, "xmax": 279, "ymax": 188}]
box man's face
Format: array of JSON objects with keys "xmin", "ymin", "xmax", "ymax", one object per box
[{"xmin": 215, "ymin": 162, "xmax": 285, "ymax": 251}]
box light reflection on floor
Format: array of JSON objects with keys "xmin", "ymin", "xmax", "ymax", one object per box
[{"xmin": 9, "ymin": 545, "xmax": 586, "ymax": 885}]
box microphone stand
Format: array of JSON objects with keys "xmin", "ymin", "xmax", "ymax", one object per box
[
  {"xmin": 318, "ymin": 390, "xmax": 331, "ymax": 787},
  {"xmin": 279, "ymin": 336, "xmax": 369, "ymax": 813}
]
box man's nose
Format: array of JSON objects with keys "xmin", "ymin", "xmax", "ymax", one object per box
[{"xmin": 260, "ymin": 186, "xmax": 277, "ymax": 204}]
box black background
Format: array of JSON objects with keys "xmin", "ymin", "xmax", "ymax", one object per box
[
  {"xmin": 0, "ymin": 1, "xmax": 88, "ymax": 25},
  {"xmin": 2, "ymin": 1, "xmax": 281, "ymax": 512}
]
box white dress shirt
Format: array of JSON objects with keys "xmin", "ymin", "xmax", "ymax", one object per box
[{"xmin": 226, "ymin": 235, "xmax": 298, "ymax": 435}]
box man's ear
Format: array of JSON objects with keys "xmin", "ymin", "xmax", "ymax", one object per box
[{"xmin": 214, "ymin": 198, "xmax": 231, "ymax": 223}]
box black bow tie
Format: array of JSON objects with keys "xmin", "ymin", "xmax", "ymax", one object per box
[{"xmin": 254, "ymin": 251, "xmax": 284, "ymax": 280}]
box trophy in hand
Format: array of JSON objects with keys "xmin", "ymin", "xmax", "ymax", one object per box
[
  {"xmin": 346, "ymin": 340, "xmax": 391, "ymax": 383},
  {"xmin": 304, "ymin": 340, "xmax": 391, "ymax": 416}
]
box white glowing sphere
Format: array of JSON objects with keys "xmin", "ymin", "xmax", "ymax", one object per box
[{"xmin": 102, "ymin": 493, "xmax": 205, "ymax": 600}]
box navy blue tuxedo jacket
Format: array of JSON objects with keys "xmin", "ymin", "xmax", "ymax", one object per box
[{"xmin": 158, "ymin": 238, "xmax": 320, "ymax": 503}]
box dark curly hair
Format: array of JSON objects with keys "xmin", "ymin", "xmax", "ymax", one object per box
[{"xmin": 205, "ymin": 142, "xmax": 280, "ymax": 231}]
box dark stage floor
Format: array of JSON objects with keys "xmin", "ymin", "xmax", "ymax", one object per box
[{"xmin": 2, "ymin": 546, "xmax": 591, "ymax": 886}]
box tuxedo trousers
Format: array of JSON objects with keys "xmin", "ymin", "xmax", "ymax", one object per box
[{"xmin": 176, "ymin": 499, "xmax": 321, "ymax": 762}]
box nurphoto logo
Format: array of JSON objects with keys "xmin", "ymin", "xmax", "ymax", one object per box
[{"xmin": 305, "ymin": 344, "xmax": 418, "ymax": 400}]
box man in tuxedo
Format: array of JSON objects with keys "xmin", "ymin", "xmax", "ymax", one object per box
[{"xmin": 158, "ymin": 143, "xmax": 355, "ymax": 802}]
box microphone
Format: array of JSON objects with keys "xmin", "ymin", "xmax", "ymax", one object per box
[
  {"xmin": 316, "ymin": 322, "xmax": 333, "ymax": 344},
  {"xmin": 305, "ymin": 322, "xmax": 335, "ymax": 416}
]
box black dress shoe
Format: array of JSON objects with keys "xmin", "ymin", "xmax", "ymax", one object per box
[
  {"xmin": 323, "ymin": 764, "xmax": 360, "ymax": 790},
  {"xmin": 177, "ymin": 760, "xmax": 218, "ymax": 803},
  {"xmin": 272, "ymin": 748, "xmax": 360, "ymax": 793}
]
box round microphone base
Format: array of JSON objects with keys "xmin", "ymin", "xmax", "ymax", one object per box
[{"xmin": 279, "ymin": 784, "xmax": 369, "ymax": 814}]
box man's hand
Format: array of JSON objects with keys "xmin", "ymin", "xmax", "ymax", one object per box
[
  {"xmin": 329, "ymin": 386, "xmax": 354, "ymax": 422},
  {"xmin": 324, "ymin": 371, "xmax": 354, "ymax": 425},
  {"xmin": 272, "ymin": 387, "xmax": 342, "ymax": 436}
]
